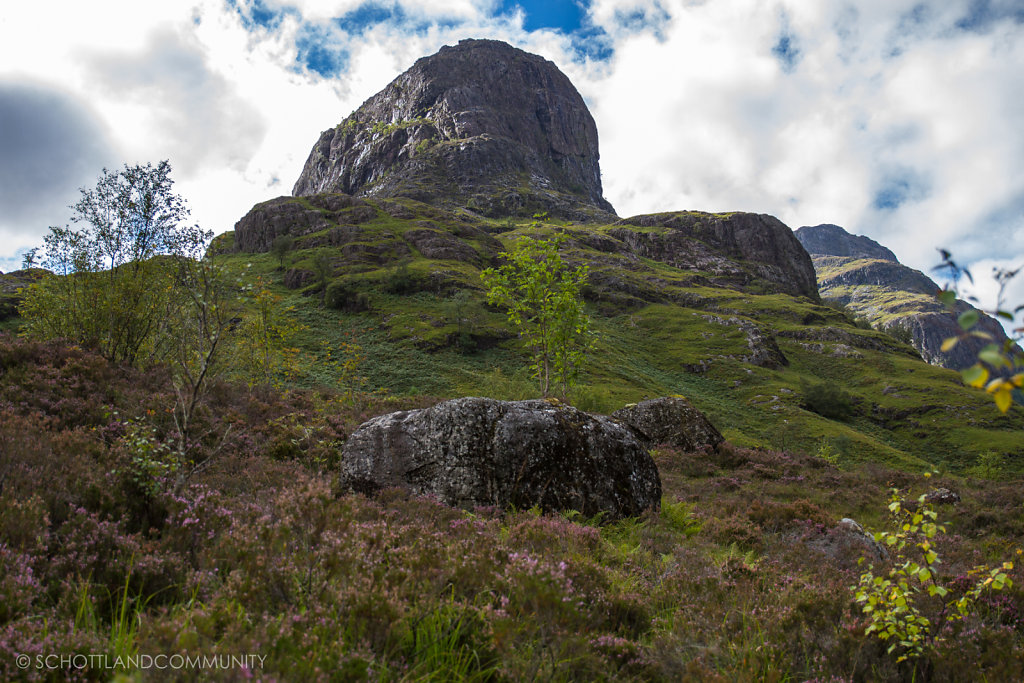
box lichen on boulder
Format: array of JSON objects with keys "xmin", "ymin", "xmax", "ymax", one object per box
[
  {"xmin": 612, "ymin": 396, "xmax": 724, "ymax": 451},
  {"xmin": 338, "ymin": 397, "xmax": 661, "ymax": 520}
]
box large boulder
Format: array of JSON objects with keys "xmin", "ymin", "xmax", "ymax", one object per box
[
  {"xmin": 612, "ymin": 397, "xmax": 724, "ymax": 451},
  {"xmin": 795, "ymin": 517, "xmax": 889, "ymax": 569},
  {"xmin": 339, "ymin": 397, "xmax": 661, "ymax": 520},
  {"xmin": 292, "ymin": 39, "xmax": 615, "ymax": 221}
]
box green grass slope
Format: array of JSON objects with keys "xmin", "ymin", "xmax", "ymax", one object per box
[{"xmin": 214, "ymin": 195, "xmax": 1023, "ymax": 473}]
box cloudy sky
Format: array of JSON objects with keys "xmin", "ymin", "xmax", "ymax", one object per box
[{"xmin": 2, "ymin": 0, "xmax": 1022, "ymax": 317}]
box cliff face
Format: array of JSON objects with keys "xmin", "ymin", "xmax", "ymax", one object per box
[
  {"xmin": 795, "ymin": 225, "xmax": 1017, "ymax": 371},
  {"xmin": 616, "ymin": 211, "xmax": 820, "ymax": 300},
  {"xmin": 292, "ymin": 39, "xmax": 614, "ymax": 221}
]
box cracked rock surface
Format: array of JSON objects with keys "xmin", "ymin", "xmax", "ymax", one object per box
[{"xmin": 339, "ymin": 397, "xmax": 661, "ymax": 520}]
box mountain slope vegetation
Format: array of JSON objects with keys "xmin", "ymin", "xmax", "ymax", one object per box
[{"xmin": 203, "ymin": 194, "xmax": 1024, "ymax": 474}]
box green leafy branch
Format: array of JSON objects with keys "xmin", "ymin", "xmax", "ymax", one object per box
[
  {"xmin": 853, "ymin": 485, "xmax": 1015, "ymax": 663},
  {"xmin": 934, "ymin": 251, "xmax": 1023, "ymax": 412},
  {"xmin": 481, "ymin": 228, "xmax": 594, "ymax": 397}
]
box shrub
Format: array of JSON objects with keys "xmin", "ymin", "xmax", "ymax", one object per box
[
  {"xmin": 383, "ymin": 262, "xmax": 419, "ymax": 294},
  {"xmin": 325, "ymin": 280, "xmax": 371, "ymax": 312},
  {"xmin": 801, "ymin": 380, "xmax": 855, "ymax": 420},
  {"xmin": 271, "ymin": 234, "xmax": 294, "ymax": 270},
  {"xmin": 19, "ymin": 161, "xmax": 210, "ymax": 366},
  {"xmin": 852, "ymin": 487, "xmax": 1016, "ymax": 664}
]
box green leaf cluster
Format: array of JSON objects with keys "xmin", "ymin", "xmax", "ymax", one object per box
[
  {"xmin": 853, "ymin": 487, "xmax": 1014, "ymax": 663},
  {"xmin": 19, "ymin": 161, "xmax": 211, "ymax": 367},
  {"xmin": 934, "ymin": 253, "xmax": 1023, "ymax": 413}
]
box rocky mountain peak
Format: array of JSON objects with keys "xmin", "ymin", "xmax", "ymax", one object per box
[
  {"xmin": 292, "ymin": 39, "xmax": 615, "ymax": 220},
  {"xmin": 794, "ymin": 223, "xmax": 1019, "ymax": 371},
  {"xmin": 794, "ymin": 224, "xmax": 898, "ymax": 262}
]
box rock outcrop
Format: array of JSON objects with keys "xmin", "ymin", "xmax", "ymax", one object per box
[
  {"xmin": 0, "ymin": 268, "xmax": 45, "ymax": 321},
  {"xmin": 795, "ymin": 224, "xmax": 1018, "ymax": 371},
  {"xmin": 293, "ymin": 39, "xmax": 615, "ymax": 221},
  {"xmin": 338, "ymin": 397, "xmax": 661, "ymax": 520},
  {"xmin": 796, "ymin": 517, "xmax": 889, "ymax": 569},
  {"xmin": 794, "ymin": 224, "xmax": 897, "ymax": 262},
  {"xmin": 612, "ymin": 397, "xmax": 724, "ymax": 451},
  {"xmin": 232, "ymin": 194, "xmax": 379, "ymax": 253},
  {"xmin": 612, "ymin": 212, "xmax": 819, "ymax": 300}
]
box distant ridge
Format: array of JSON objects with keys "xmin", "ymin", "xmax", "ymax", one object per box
[
  {"xmin": 795, "ymin": 224, "xmax": 897, "ymax": 262},
  {"xmin": 795, "ymin": 223, "xmax": 1017, "ymax": 370}
]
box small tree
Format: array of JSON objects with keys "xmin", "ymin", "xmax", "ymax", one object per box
[
  {"xmin": 481, "ymin": 233, "xmax": 593, "ymax": 396},
  {"xmin": 311, "ymin": 251, "xmax": 334, "ymax": 304},
  {"xmin": 227, "ymin": 276, "xmax": 307, "ymax": 386},
  {"xmin": 20, "ymin": 161, "xmax": 210, "ymax": 366},
  {"xmin": 20, "ymin": 248, "xmax": 39, "ymax": 269},
  {"xmin": 160, "ymin": 257, "xmax": 242, "ymax": 492},
  {"xmin": 271, "ymin": 234, "xmax": 295, "ymax": 270}
]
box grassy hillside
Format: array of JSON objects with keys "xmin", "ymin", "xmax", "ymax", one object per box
[
  {"xmin": 209, "ymin": 196, "xmax": 1022, "ymax": 474},
  {"xmin": 2, "ymin": 193, "xmax": 1022, "ymax": 681}
]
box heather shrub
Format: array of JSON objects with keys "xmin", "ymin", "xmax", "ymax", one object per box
[
  {"xmin": 2, "ymin": 333, "xmax": 1024, "ymax": 681},
  {"xmin": 0, "ymin": 546, "xmax": 40, "ymax": 624},
  {"xmin": 747, "ymin": 498, "xmax": 832, "ymax": 532}
]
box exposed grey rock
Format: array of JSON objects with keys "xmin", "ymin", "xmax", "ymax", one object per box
[
  {"xmin": 339, "ymin": 397, "xmax": 661, "ymax": 520},
  {"xmin": 798, "ymin": 517, "xmax": 889, "ymax": 568},
  {"xmin": 283, "ymin": 268, "xmax": 314, "ymax": 290},
  {"xmin": 293, "ymin": 39, "xmax": 615, "ymax": 220},
  {"xmin": 700, "ymin": 314, "xmax": 789, "ymax": 368},
  {"xmin": 611, "ymin": 397, "xmax": 724, "ymax": 451},
  {"xmin": 402, "ymin": 226, "xmax": 495, "ymax": 265},
  {"xmin": 777, "ymin": 325, "xmax": 909, "ymax": 354},
  {"xmin": 612, "ymin": 211, "xmax": 819, "ymax": 300},
  {"xmin": 233, "ymin": 196, "xmax": 333, "ymax": 253},
  {"xmin": 794, "ymin": 224, "xmax": 898, "ymax": 262},
  {"xmin": 924, "ymin": 488, "xmax": 961, "ymax": 506},
  {"xmin": 811, "ymin": 255, "xmax": 936, "ymax": 295},
  {"xmin": 0, "ymin": 268, "xmax": 45, "ymax": 321}
]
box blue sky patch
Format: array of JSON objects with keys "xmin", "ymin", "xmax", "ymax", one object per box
[
  {"xmin": 227, "ymin": 0, "xmax": 287, "ymax": 31},
  {"xmin": 772, "ymin": 33, "xmax": 799, "ymax": 72},
  {"xmin": 570, "ymin": 26, "xmax": 613, "ymax": 62},
  {"xmin": 956, "ymin": 0, "xmax": 1024, "ymax": 32},
  {"xmin": 500, "ymin": 0, "xmax": 587, "ymax": 34},
  {"xmin": 771, "ymin": 11, "xmax": 800, "ymax": 72},
  {"xmin": 498, "ymin": 0, "xmax": 614, "ymax": 62},
  {"xmin": 612, "ymin": 4, "xmax": 670, "ymax": 37},
  {"xmin": 873, "ymin": 169, "xmax": 931, "ymax": 211},
  {"xmin": 296, "ymin": 25, "xmax": 348, "ymax": 77},
  {"xmin": 335, "ymin": 3, "xmax": 402, "ymax": 34}
]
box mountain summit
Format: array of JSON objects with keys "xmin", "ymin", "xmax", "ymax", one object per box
[{"xmin": 292, "ymin": 39, "xmax": 615, "ymax": 220}]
